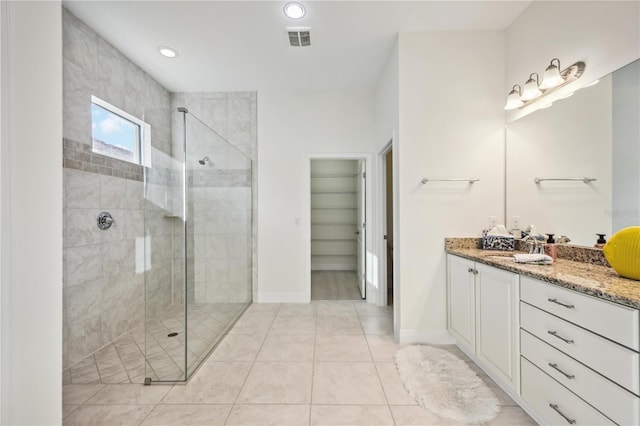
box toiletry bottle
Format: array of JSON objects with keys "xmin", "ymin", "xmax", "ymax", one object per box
[
  {"xmin": 595, "ymin": 234, "xmax": 607, "ymax": 249},
  {"xmin": 544, "ymin": 233, "xmax": 557, "ymax": 261}
]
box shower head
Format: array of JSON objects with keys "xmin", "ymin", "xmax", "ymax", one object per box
[{"xmin": 198, "ymin": 157, "xmax": 210, "ymax": 165}]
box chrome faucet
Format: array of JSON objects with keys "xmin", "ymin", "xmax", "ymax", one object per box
[{"xmin": 525, "ymin": 238, "xmax": 544, "ymax": 254}]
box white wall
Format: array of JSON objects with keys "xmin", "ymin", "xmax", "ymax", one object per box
[
  {"xmin": 1, "ymin": 1, "xmax": 62, "ymax": 424},
  {"xmin": 257, "ymin": 90, "xmax": 376, "ymax": 302},
  {"xmin": 374, "ymin": 41, "xmax": 400, "ymax": 148},
  {"xmin": 373, "ymin": 41, "xmax": 399, "ymax": 318},
  {"xmin": 396, "ymin": 31, "xmax": 506, "ymax": 343},
  {"xmin": 506, "ymin": 0, "xmax": 640, "ymax": 122}
]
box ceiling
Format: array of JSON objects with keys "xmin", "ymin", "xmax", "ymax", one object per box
[{"xmin": 63, "ymin": 1, "xmax": 531, "ymax": 92}]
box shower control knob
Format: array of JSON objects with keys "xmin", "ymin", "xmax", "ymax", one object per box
[{"xmin": 97, "ymin": 211, "xmax": 115, "ymax": 230}]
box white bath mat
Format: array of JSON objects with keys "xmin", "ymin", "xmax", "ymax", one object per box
[{"xmin": 394, "ymin": 345, "xmax": 500, "ymax": 423}]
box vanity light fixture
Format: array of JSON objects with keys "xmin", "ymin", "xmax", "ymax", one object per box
[
  {"xmin": 284, "ymin": 2, "xmax": 306, "ymax": 19},
  {"xmin": 158, "ymin": 46, "xmax": 178, "ymax": 58},
  {"xmin": 521, "ymin": 73, "xmax": 542, "ymax": 101},
  {"xmin": 503, "ymin": 85, "xmax": 524, "ymax": 110},
  {"xmin": 504, "ymin": 59, "xmax": 586, "ymax": 110}
]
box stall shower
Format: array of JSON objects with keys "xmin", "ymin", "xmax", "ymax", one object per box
[
  {"xmin": 62, "ymin": 8, "xmax": 255, "ymax": 385},
  {"xmin": 62, "ymin": 104, "xmax": 254, "ymax": 385}
]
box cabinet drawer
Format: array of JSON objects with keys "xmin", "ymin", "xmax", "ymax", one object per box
[
  {"xmin": 521, "ymin": 329, "xmax": 640, "ymax": 425},
  {"xmin": 521, "ymin": 358, "xmax": 614, "ymax": 425},
  {"xmin": 521, "ymin": 301, "xmax": 640, "ymax": 395},
  {"xmin": 521, "ymin": 276, "xmax": 639, "ymax": 351}
]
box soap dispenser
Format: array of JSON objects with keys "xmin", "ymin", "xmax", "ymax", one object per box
[
  {"xmin": 595, "ymin": 234, "xmax": 607, "ymax": 249},
  {"xmin": 544, "ymin": 233, "xmax": 557, "ymax": 261}
]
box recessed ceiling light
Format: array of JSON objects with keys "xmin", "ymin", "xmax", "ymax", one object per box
[
  {"xmin": 158, "ymin": 46, "xmax": 178, "ymax": 58},
  {"xmin": 284, "ymin": 2, "xmax": 306, "ymax": 19}
]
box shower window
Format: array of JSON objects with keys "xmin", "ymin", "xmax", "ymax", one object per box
[{"xmin": 91, "ymin": 95, "xmax": 151, "ymax": 166}]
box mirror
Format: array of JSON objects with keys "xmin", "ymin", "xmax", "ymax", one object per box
[{"xmin": 506, "ymin": 59, "xmax": 640, "ymax": 247}]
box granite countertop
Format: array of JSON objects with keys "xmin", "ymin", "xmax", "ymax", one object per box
[{"xmin": 446, "ymin": 246, "xmax": 640, "ymax": 310}]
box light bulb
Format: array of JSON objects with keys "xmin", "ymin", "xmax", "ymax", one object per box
[
  {"xmin": 504, "ymin": 85, "xmax": 524, "ymax": 110},
  {"xmin": 521, "ymin": 73, "xmax": 542, "ymax": 101},
  {"xmin": 540, "ymin": 59, "xmax": 564, "ymax": 90}
]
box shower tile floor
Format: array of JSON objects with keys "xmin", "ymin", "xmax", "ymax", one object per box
[
  {"xmin": 63, "ymin": 301, "xmax": 535, "ymax": 425},
  {"xmin": 64, "ymin": 303, "xmax": 247, "ymax": 385}
]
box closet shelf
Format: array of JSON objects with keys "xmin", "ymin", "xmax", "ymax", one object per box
[
  {"xmin": 311, "ymin": 238, "xmax": 356, "ymax": 242},
  {"xmin": 311, "ymin": 174, "xmax": 357, "ymax": 178},
  {"xmin": 311, "ymin": 254, "xmax": 358, "ymax": 258},
  {"xmin": 311, "ymin": 222, "xmax": 357, "ymax": 226},
  {"xmin": 311, "ymin": 207, "xmax": 357, "ymax": 210},
  {"xmin": 310, "ymin": 191, "xmax": 357, "ymax": 195}
]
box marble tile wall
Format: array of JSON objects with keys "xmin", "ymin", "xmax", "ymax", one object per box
[
  {"xmin": 170, "ymin": 93, "xmax": 257, "ymax": 305},
  {"xmin": 171, "ymin": 92, "xmax": 257, "ymax": 161},
  {"xmin": 64, "ymin": 169, "xmax": 148, "ymax": 368},
  {"xmin": 63, "ymin": 8, "xmax": 173, "ymax": 371}
]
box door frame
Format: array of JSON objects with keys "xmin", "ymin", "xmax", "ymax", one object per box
[
  {"xmin": 355, "ymin": 159, "xmax": 367, "ymax": 299},
  {"xmin": 378, "ymin": 141, "xmax": 393, "ymax": 307},
  {"xmin": 305, "ymin": 153, "xmax": 372, "ymax": 302},
  {"xmin": 377, "ymin": 134, "xmax": 400, "ymax": 338}
]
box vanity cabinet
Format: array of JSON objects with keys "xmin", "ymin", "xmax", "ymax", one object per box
[
  {"xmin": 520, "ymin": 276, "xmax": 640, "ymax": 425},
  {"xmin": 447, "ymin": 255, "xmax": 476, "ymax": 353},
  {"xmin": 447, "ymin": 255, "xmax": 520, "ymax": 392}
]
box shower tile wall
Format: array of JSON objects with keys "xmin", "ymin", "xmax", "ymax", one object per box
[
  {"xmin": 62, "ymin": 8, "xmax": 172, "ymax": 371},
  {"xmin": 171, "ymin": 93, "xmax": 257, "ymax": 305}
]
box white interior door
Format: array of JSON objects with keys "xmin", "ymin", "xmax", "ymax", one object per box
[{"xmin": 356, "ymin": 160, "xmax": 366, "ymax": 298}]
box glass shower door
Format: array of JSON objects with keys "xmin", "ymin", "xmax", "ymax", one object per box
[
  {"xmin": 143, "ymin": 107, "xmax": 252, "ymax": 383},
  {"xmin": 183, "ymin": 111, "xmax": 253, "ymax": 377}
]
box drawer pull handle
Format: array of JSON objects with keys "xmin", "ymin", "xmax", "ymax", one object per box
[
  {"xmin": 548, "ymin": 363, "xmax": 575, "ymax": 379},
  {"xmin": 548, "ymin": 330, "xmax": 574, "ymax": 344},
  {"xmin": 548, "ymin": 298, "xmax": 575, "ymax": 309},
  {"xmin": 549, "ymin": 404, "xmax": 576, "ymax": 424}
]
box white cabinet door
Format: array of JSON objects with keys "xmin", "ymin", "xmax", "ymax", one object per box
[
  {"xmin": 447, "ymin": 255, "xmax": 476, "ymax": 354},
  {"xmin": 475, "ymin": 263, "xmax": 519, "ymax": 389}
]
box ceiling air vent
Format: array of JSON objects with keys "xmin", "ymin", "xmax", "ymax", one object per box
[{"xmin": 287, "ymin": 27, "xmax": 311, "ymax": 47}]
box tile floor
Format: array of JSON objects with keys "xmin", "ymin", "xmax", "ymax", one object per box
[
  {"xmin": 64, "ymin": 303, "xmax": 247, "ymax": 384},
  {"xmin": 311, "ymin": 271, "xmax": 361, "ymax": 300},
  {"xmin": 63, "ymin": 301, "xmax": 536, "ymax": 425}
]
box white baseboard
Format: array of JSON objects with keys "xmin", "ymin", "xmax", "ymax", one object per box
[
  {"xmin": 397, "ymin": 329, "xmax": 455, "ymax": 345},
  {"xmin": 311, "ymin": 264, "xmax": 356, "ymax": 271},
  {"xmin": 257, "ymin": 292, "xmax": 309, "ymax": 303}
]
